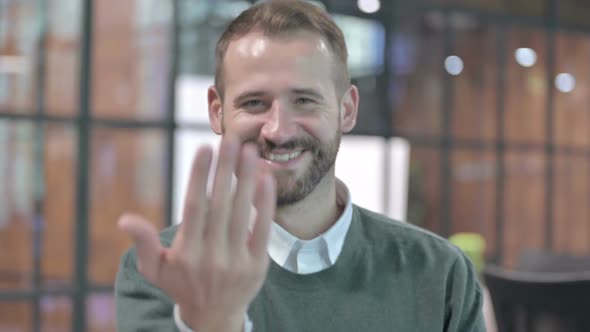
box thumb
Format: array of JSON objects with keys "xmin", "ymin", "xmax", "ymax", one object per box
[{"xmin": 118, "ymin": 214, "xmax": 163, "ymax": 282}]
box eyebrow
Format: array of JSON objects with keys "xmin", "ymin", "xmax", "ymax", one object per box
[{"xmin": 291, "ymin": 88, "xmax": 325, "ymax": 101}]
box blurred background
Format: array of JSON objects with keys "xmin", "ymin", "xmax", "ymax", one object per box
[{"xmin": 2, "ymin": 0, "xmax": 590, "ymax": 330}]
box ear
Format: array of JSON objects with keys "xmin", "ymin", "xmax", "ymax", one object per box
[
  {"xmin": 208, "ymin": 86, "xmax": 223, "ymax": 135},
  {"xmin": 340, "ymin": 84, "xmax": 359, "ymax": 133}
]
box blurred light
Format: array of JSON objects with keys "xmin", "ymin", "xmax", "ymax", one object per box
[
  {"xmin": 444, "ymin": 55, "xmax": 464, "ymax": 76},
  {"xmin": 555, "ymin": 73, "xmax": 576, "ymax": 93},
  {"xmin": 357, "ymin": 0, "xmax": 380, "ymax": 14},
  {"xmin": 0, "ymin": 56, "xmax": 28, "ymax": 74},
  {"xmin": 515, "ymin": 48, "xmax": 537, "ymax": 67},
  {"xmin": 333, "ymin": 14, "xmax": 385, "ymax": 78},
  {"xmin": 305, "ymin": 0, "xmax": 326, "ymax": 10}
]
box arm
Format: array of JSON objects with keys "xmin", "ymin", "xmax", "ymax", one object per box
[
  {"xmin": 174, "ymin": 305, "xmax": 253, "ymax": 332},
  {"xmin": 115, "ymin": 248, "xmax": 178, "ymax": 331},
  {"xmin": 116, "ymin": 139, "xmax": 275, "ymax": 332},
  {"xmin": 444, "ymin": 252, "xmax": 487, "ymax": 332},
  {"xmin": 115, "ymin": 248, "xmax": 255, "ymax": 332}
]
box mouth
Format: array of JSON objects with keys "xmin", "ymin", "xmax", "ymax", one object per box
[
  {"xmin": 261, "ymin": 149, "xmax": 307, "ymax": 169},
  {"xmin": 263, "ymin": 150, "xmax": 303, "ymax": 162}
]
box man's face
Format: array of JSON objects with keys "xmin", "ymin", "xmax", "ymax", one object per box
[{"xmin": 209, "ymin": 31, "xmax": 357, "ymax": 206}]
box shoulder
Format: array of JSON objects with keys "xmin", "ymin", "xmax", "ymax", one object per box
[
  {"xmin": 353, "ymin": 206, "xmax": 485, "ymax": 330},
  {"xmin": 352, "ymin": 205, "xmax": 467, "ymax": 269},
  {"xmin": 115, "ymin": 225, "xmax": 179, "ymax": 330}
]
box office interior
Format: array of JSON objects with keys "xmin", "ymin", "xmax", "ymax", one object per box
[{"xmin": 1, "ymin": 0, "xmax": 590, "ymax": 331}]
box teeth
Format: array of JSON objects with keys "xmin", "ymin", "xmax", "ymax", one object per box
[{"xmin": 266, "ymin": 151, "xmax": 301, "ymax": 162}]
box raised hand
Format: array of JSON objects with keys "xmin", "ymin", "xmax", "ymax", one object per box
[{"xmin": 118, "ymin": 136, "xmax": 276, "ymax": 332}]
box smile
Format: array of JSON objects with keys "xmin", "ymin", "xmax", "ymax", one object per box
[{"xmin": 263, "ymin": 151, "xmax": 302, "ymax": 162}]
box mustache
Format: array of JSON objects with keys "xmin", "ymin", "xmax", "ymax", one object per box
[{"xmin": 244, "ymin": 138, "xmax": 317, "ymax": 153}]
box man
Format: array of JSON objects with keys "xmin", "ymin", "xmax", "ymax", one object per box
[{"xmin": 115, "ymin": 1, "xmax": 486, "ymax": 331}]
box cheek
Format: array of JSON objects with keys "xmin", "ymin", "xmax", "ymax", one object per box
[
  {"xmin": 298, "ymin": 119, "xmax": 337, "ymax": 143},
  {"xmin": 224, "ymin": 115, "xmax": 265, "ymax": 141},
  {"xmin": 304, "ymin": 110, "xmax": 340, "ymax": 131}
]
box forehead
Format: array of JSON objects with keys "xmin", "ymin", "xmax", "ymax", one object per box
[
  {"xmin": 222, "ymin": 31, "xmax": 337, "ymax": 97},
  {"xmin": 229, "ymin": 30, "xmax": 331, "ymax": 57}
]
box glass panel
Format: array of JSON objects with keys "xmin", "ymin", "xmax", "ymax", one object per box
[
  {"xmin": 559, "ymin": 0, "xmax": 590, "ymax": 28},
  {"xmin": 42, "ymin": 124, "xmax": 76, "ymax": 289},
  {"xmin": 387, "ymin": 137, "xmax": 411, "ymax": 222},
  {"xmin": 336, "ymin": 135, "xmax": 386, "ymax": 215},
  {"xmin": 504, "ymin": 27, "xmax": 547, "ymax": 143},
  {"xmin": 91, "ymin": 0, "xmax": 172, "ymax": 119},
  {"xmin": 392, "ymin": 14, "xmax": 445, "ymax": 137},
  {"xmin": 503, "ymin": 150, "xmax": 546, "ymax": 268},
  {"xmin": 0, "ymin": 0, "xmax": 81, "ymax": 116},
  {"xmin": 41, "ymin": 296, "xmax": 71, "ymax": 332},
  {"xmin": 0, "ymin": 121, "xmax": 76, "ymax": 291},
  {"xmin": 176, "ymin": 75, "xmax": 214, "ymax": 125},
  {"xmin": 553, "ymin": 32, "xmax": 590, "ymax": 148},
  {"xmin": 351, "ymin": 75, "xmax": 391, "ymax": 136},
  {"xmin": 443, "ymin": 0, "xmax": 545, "ymax": 17},
  {"xmin": 451, "ymin": 149, "xmax": 497, "ymax": 256},
  {"xmin": 87, "ymin": 293, "xmax": 116, "ymax": 332},
  {"xmin": 89, "ymin": 128, "xmax": 167, "ymax": 285},
  {"xmin": 333, "ymin": 14, "xmax": 385, "ymax": 79},
  {"xmin": 0, "ymin": 301, "xmax": 31, "ymax": 331},
  {"xmin": 406, "ymin": 146, "xmax": 441, "ymax": 234},
  {"xmin": 0, "ymin": 1, "xmax": 40, "ymax": 113},
  {"xmin": 553, "ymin": 155, "xmax": 590, "ymax": 254},
  {"xmin": 451, "ymin": 21, "xmax": 498, "ymax": 141},
  {"xmin": 173, "ymin": 129, "xmax": 219, "ymax": 225},
  {"xmin": 0, "ymin": 122, "xmax": 35, "ymax": 290},
  {"xmin": 337, "ymin": 14, "xmax": 388, "ymax": 136},
  {"xmin": 45, "ymin": 0, "xmax": 81, "ymax": 115},
  {"xmin": 178, "ymin": 1, "xmax": 251, "ymax": 76}
]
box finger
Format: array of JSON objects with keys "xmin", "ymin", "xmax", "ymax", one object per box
[
  {"xmin": 249, "ymin": 171, "xmax": 276, "ymax": 258},
  {"xmin": 206, "ymin": 135, "xmax": 240, "ymax": 246},
  {"xmin": 118, "ymin": 214, "xmax": 163, "ymax": 282},
  {"xmin": 228, "ymin": 144, "xmax": 258, "ymax": 252},
  {"xmin": 177, "ymin": 145, "xmax": 213, "ymax": 251}
]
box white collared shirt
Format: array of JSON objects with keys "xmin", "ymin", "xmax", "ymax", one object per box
[{"xmin": 174, "ymin": 179, "xmax": 353, "ymax": 331}]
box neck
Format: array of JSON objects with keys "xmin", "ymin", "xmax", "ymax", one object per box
[{"xmin": 274, "ymin": 171, "xmax": 341, "ymax": 240}]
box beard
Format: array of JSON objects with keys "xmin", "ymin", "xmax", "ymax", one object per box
[{"xmin": 259, "ymin": 129, "xmax": 341, "ymax": 207}]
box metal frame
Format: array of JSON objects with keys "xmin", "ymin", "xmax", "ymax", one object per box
[
  {"xmin": 543, "ymin": 0, "xmax": 558, "ymax": 251},
  {"xmin": 493, "ymin": 25, "xmax": 508, "ymax": 263},
  {"xmin": 165, "ymin": 0, "xmax": 180, "ymax": 228},
  {"xmin": 438, "ymin": 12, "xmax": 456, "ymax": 238},
  {"xmin": 31, "ymin": 0, "xmax": 48, "ymax": 330},
  {"xmin": 72, "ymin": 0, "xmax": 94, "ymax": 329}
]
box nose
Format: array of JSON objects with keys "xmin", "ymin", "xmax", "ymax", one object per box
[{"xmin": 260, "ymin": 101, "xmax": 297, "ymax": 146}]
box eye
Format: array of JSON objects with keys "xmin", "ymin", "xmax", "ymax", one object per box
[
  {"xmin": 295, "ymin": 97, "xmax": 315, "ymax": 105},
  {"xmin": 243, "ymin": 99, "xmax": 263, "ymax": 108},
  {"xmin": 241, "ymin": 99, "xmax": 268, "ymax": 113}
]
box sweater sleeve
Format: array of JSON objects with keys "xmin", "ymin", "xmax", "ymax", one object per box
[
  {"xmin": 115, "ymin": 248, "xmax": 179, "ymax": 332},
  {"xmin": 444, "ymin": 252, "xmax": 487, "ymax": 332}
]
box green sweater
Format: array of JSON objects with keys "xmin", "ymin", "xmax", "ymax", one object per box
[{"xmin": 115, "ymin": 205, "xmax": 486, "ymax": 331}]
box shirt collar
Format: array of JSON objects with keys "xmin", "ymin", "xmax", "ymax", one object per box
[{"xmin": 268, "ymin": 178, "xmax": 353, "ymax": 268}]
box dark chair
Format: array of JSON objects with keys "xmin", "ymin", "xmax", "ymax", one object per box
[
  {"xmin": 483, "ymin": 264, "xmax": 590, "ymax": 332},
  {"xmin": 517, "ymin": 249, "xmax": 590, "ymax": 273}
]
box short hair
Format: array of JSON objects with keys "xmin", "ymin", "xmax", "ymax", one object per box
[{"xmin": 214, "ymin": 0, "xmax": 350, "ymax": 99}]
